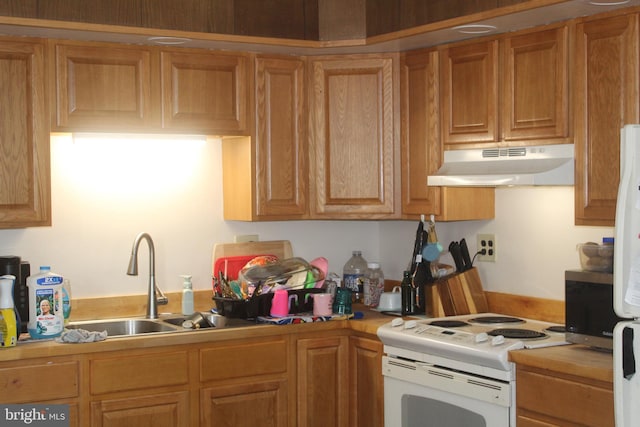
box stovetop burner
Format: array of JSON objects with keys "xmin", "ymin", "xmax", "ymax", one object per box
[
  {"xmin": 469, "ymin": 315, "xmax": 525, "ymax": 324},
  {"xmin": 428, "ymin": 320, "xmax": 469, "ymax": 328},
  {"xmin": 545, "ymin": 325, "xmax": 566, "ymax": 333},
  {"xmin": 488, "ymin": 328, "xmax": 547, "ymax": 339}
]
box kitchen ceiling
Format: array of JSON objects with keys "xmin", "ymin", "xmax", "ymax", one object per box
[{"xmin": 0, "ymin": 0, "xmax": 638, "ymax": 54}]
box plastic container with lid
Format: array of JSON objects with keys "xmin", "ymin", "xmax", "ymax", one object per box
[
  {"xmin": 27, "ymin": 266, "xmax": 65, "ymax": 339},
  {"xmin": 577, "ymin": 237, "xmax": 614, "ymax": 273},
  {"xmin": 363, "ymin": 262, "xmax": 385, "ymax": 307},
  {"xmin": 343, "ymin": 251, "xmax": 368, "ymax": 304}
]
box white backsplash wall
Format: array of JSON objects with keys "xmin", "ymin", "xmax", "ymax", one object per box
[
  {"xmin": 379, "ymin": 186, "xmax": 614, "ymax": 300},
  {"xmin": 0, "ymin": 134, "xmax": 612, "ymax": 301}
]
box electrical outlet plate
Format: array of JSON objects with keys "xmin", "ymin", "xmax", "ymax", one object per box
[
  {"xmin": 235, "ymin": 234, "xmax": 259, "ymax": 243},
  {"xmin": 477, "ymin": 234, "xmax": 496, "ymax": 262}
]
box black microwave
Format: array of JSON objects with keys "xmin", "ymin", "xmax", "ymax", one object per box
[{"xmin": 565, "ymin": 269, "xmax": 629, "ymax": 350}]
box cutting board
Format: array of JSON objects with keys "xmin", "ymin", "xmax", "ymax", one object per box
[
  {"xmin": 212, "ymin": 240, "xmax": 293, "ymax": 271},
  {"xmin": 435, "ymin": 267, "xmax": 489, "ymax": 316}
]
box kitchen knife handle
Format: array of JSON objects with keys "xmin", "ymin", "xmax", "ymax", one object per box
[
  {"xmin": 448, "ymin": 241, "xmax": 465, "ymax": 272},
  {"xmin": 460, "ymin": 238, "xmax": 472, "ymax": 271}
]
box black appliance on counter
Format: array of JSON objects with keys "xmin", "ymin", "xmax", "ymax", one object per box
[
  {"xmin": 0, "ymin": 256, "xmax": 30, "ymax": 333},
  {"xmin": 565, "ymin": 269, "xmax": 628, "ymax": 350}
]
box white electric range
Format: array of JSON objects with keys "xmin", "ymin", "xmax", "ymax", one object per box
[{"xmin": 377, "ymin": 313, "xmax": 569, "ymax": 427}]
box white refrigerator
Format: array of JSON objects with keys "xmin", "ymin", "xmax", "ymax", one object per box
[{"xmin": 613, "ymin": 124, "xmax": 640, "ymax": 426}]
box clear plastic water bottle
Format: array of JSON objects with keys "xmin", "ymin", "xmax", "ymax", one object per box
[
  {"xmin": 343, "ymin": 251, "xmax": 367, "ymax": 303},
  {"xmin": 363, "ymin": 262, "xmax": 385, "ymax": 307}
]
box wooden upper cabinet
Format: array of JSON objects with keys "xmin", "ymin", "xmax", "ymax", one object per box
[
  {"xmin": 53, "ymin": 41, "xmax": 159, "ymax": 130},
  {"xmin": 0, "ymin": 37, "xmax": 51, "ymax": 228},
  {"xmin": 441, "ymin": 40, "xmax": 499, "ymax": 145},
  {"xmin": 401, "ymin": 49, "xmax": 442, "ymax": 216},
  {"xmin": 222, "ymin": 55, "xmax": 307, "ymax": 221},
  {"xmin": 254, "ymin": 56, "xmax": 307, "ymax": 218},
  {"xmin": 574, "ymin": 14, "xmax": 639, "ymax": 226},
  {"xmin": 160, "ymin": 49, "xmax": 249, "ymax": 134},
  {"xmin": 401, "ymin": 49, "xmax": 494, "ymax": 221},
  {"xmin": 502, "ymin": 26, "xmax": 569, "ymax": 142},
  {"xmin": 53, "ymin": 41, "xmax": 249, "ymax": 134},
  {"xmin": 441, "ymin": 24, "xmax": 569, "ymax": 148},
  {"xmin": 309, "ymin": 54, "xmax": 399, "ymax": 218}
]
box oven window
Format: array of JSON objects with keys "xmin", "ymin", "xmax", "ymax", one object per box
[{"xmin": 402, "ymin": 395, "xmax": 487, "ymax": 427}]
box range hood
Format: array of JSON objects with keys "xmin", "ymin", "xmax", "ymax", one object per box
[{"xmin": 427, "ymin": 144, "xmax": 574, "ymax": 187}]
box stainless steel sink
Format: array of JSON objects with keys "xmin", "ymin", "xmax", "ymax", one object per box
[
  {"xmin": 66, "ymin": 318, "xmax": 181, "ymax": 337},
  {"xmin": 66, "ymin": 313, "xmax": 256, "ymax": 338}
]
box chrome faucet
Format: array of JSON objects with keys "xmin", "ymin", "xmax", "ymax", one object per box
[{"xmin": 126, "ymin": 232, "xmax": 168, "ymax": 319}]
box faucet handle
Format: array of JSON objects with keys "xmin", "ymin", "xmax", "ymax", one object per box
[{"xmin": 157, "ymin": 295, "xmax": 169, "ymax": 305}]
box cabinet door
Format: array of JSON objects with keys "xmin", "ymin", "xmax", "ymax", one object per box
[
  {"xmin": 400, "ymin": 49, "xmax": 495, "ymax": 221},
  {"xmin": 441, "ymin": 40, "xmax": 499, "ymax": 145},
  {"xmin": 502, "ymin": 26, "xmax": 569, "ymax": 142},
  {"xmin": 297, "ymin": 335, "xmax": 349, "ymax": 427},
  {"xmin": 255, "ymin": 56, "xmax": 307, "ymax": 218},
  {"xmin": 349, "ymin": 336, "xmax": 383, "ymax": 427},
  {"xmin": 161, "ymin": 50, "xmax": 249, "ymax": 134},
  {"xmin": 309, "ymin": 55, "xmax": 399, "ymax": 218},
  {"xmin": 400, "ymin": 49, "xmax": 441, "ymax": 216},
  {"xmin": 91, "ymin": 391, "xmax": 190, "ymax": 427},
  {"xmin": 54, "ymin": 42, "xmax": 158, "ymax": 130},
  {"xmin": 201, "ymin": 379, "xmax": 288, "ymax": 427},
  {"xmin": 574, "ymin": 14, "xmax": 639, "ymax": 226},
  {"xmin": 0, "ymin": 37, "xmax": 50, "ymax": 227}
]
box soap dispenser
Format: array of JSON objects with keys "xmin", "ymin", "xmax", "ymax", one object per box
[{"xmin": 181, "ymin": 275, "xmax": 194, "ymax": 316}]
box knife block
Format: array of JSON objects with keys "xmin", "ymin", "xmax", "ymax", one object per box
[{"xmin": 433, "ymin": 267, "xmax": 489, "ymax": 316}]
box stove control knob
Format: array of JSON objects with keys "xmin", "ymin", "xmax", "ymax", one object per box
[
  {"xmin": 404, "ymin": 320, "xmax": 418, "ymax": 330},
  {"xmin": 491, "ymin": 335, "xmax": 505, "ymax": 346},
  {"xmin": 475, "ymin": 332, "xmax": 488, "ymax": 343},
  {"xmin": 391, "ymin": 318, "xmax": 404, "ymax": 327}
]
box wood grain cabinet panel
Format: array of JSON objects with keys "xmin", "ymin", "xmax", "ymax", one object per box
[
  {"xmin": 349, "ymin": 336, "xmax": 383, "ymax": 427},
  {"xmin": 54, "ymin": 42, "xmax": 158, "ymax": 130},
  {"xmin": 574, "ymin": 14, "xmax": 639, "ymax": 226},
  {"xmin": 0, "ymin": 358, "xmax": 79, "ymax": 402},
  {"xmin": 297, "ymin": 335, "xmax": 349, "ymax": 427},
  {"xmin": 400, "ymin": 48, "xmax": 494, "ymax": 220},
  {"xmin": 0, "ymin": 37, "xmax": 50, "ymax": 228},
  {"xmin": 201, "ymin": 379, "xmax": 288, "ymax": 427},
  {"xmin": 441, "ymin": 40, "xmax": 499, "ymax": 145},
  {"xmin": 502, "ymin": 26, "xmax": 569, "ymax": 141},
  {"xmin": 254, "ymin": 56, "xmax": 307, "ymax": 217},
  {"xmin": 161, "ymin": 49, "xmax": 249, "ymax": 134},
  {"xmin": 309, "ymin": 55, "xmax": 399, "ymax": 218},
  {"xmin": 516, "ymin": 365, "xmax": 614, "ymax": 426},
  {"xmin": 91, "ymin": 391, "xmax": 190, "ymax": 427}
]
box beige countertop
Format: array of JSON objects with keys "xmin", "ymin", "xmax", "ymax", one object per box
[
  {"xmin": 510, "ymin": 343, "xmax": 613, "ymax": 383},
  {"xmin": 0, "ymin": 305, "xmax": 395, "ymax": 362}
]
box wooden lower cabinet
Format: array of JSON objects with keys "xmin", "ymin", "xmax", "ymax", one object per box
[
  {"xmin": 201, "ymin": 378, "xmax": 288, "ymax": 427},
  {"xmin": 0, "ymin": 357, "xmax": 80, "ymax": 426},
  {"xmin": 1, "ymin": 330, "xmax": 384, "ymax": 427},
  {"xmin": 349, "ymin": 335, "xmax": 384, "ymax": 427},
  {"xmin": 296, "ymin": 334, "xmax": 350, "ymax": 427},
  {"xmin": 515, "ymin": 364, "xmax": 614, "ymax": 426},
  {"xmin": 91, "ymin": 391, "xmax": 190, "ymax": 427}
]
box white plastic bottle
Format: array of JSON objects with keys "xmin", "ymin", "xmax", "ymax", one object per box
[
  {"xmin": 27, "ymin": 266, "xmax": 64, "ymax": 339},
  {"xmin": 363, "ymin": 262, "xmax": 385, "ymax": 307},
  {"xmin": 181, "ymin": 275, "xmax": 194, "ymax": 316},
  {"xmin": 343, "ymin": 251, "xmax": 368, "ymax": 304},
  {"xmin": 0, "ymin": 275, "xmax": 17, "ymax": 348}
]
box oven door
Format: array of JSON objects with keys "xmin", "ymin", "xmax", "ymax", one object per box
[{"xmin": 383, "ymin": 356, "xmax": 512, "ymax": 427}]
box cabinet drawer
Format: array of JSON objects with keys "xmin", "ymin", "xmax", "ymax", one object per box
[
  {"xmin": 0, "ymin": 360, "xmax": 79, "ymax": 402},
  {"xmin": 91, "ymin": 351, "xmax": 189, "ymax": 395},
  {"xmin": 517, "ymin": 367, "xmax": 613, "ymax": 426},
  {"xmin": 200, "ymin": 338, "xmax": 287, "ymax": 382}
]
